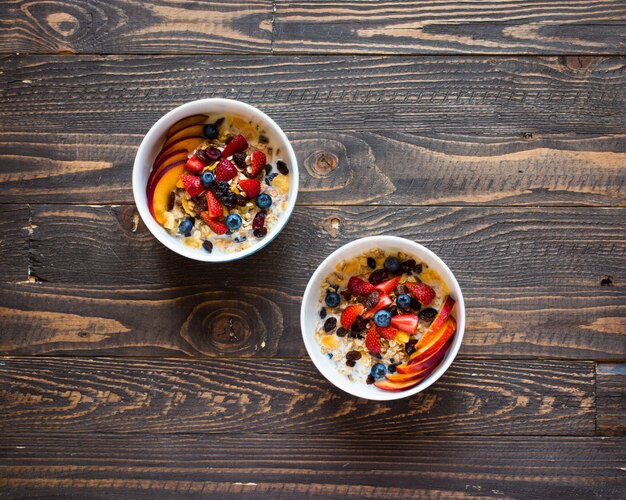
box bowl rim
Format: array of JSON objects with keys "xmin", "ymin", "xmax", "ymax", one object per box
[
  {"xmin": 300, "ymin": 235, "xmax": 466, "ymax": 401},
  {"xmin": 132, "ymin": 98, "xmax": 299, "ymax": 263}
]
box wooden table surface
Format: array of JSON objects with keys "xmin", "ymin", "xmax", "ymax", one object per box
[{"xmin": 1, "ymin": 1, "xmax": 625, "ymax": 498}]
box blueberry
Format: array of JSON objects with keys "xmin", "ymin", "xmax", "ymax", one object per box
[
  {"xmin": 384, "ymin": 256, "xmax": 401, "ymax": 274},
  {"xmin": 396, "ymin": 294, "xmax": 411, "ymax": 310},
  {"xmin": 371, "ymin": 363, "xmax": 386, "ymax": 380},
  {"xmin": 178, "ymin": 217, "xmax": 194, "ymax": 237},
  {"xmin": 325, "ymin": 292, "xmax": 341, "ymax": 308},
  {"xmin": 374, "ymin": 309, "xmax": 391, "ymax": 327},
  {"xmin": 256, "ymin": 193, "xmax": 272, "ymax": 209},
  {"xmin": 225, "ymin": 214, "xmax": 242, "ymax": 230},
  {"xmin": 203, "ymin": 124, "xmax": 218, "ymax": 139},
  {"xmin": 200, "ymin": 171, "xmax": 215, "ymax": 188}
]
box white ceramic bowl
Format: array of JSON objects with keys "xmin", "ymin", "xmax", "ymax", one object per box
[
  {"xmin": 301, "ymin": 236, "xmax": 465, "ymax": 401},
  {"xmin": 132, "ymin": 98, "xmax": 299, "ymax": 262}
]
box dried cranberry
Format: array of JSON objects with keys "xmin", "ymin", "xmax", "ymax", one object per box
[
  {"xmin": 205, "ymin": 146, "xmax": 222, "ymax": 161},
  {"xmin": 369, "ymin": 269, "xmax": 388, "ymax": 284},
  {"xmin": 253, "ymin": 227, "xmax": 268, "ymax": 238},
  {"xmin": 252, "ymin": 211, "xmax": 266, "ymax": 230}
]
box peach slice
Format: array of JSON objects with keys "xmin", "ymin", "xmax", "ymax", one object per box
[
  {"xmin": 154, "ymin": 136, "xmax": 205, "ymax": 167},
  {"xmin": 375, "ymin": 376, "xmax": 424, "ymax": 391},
  {"xmin": 167, "ymin": 114, "xmax": 208, "ymax": 137},
  {"xmin": 149, "ymin": 149, "xmax": 188, "ymax": 188},
  {"xmin": 147, "ymin": 161, "xmax": 185, "ymax": 224},
  {"xmin": 396, "ymin": 337, "xmax": 453, "ymax": 375},
  {"xmin": 408, "ymin": 317, "xmax": 457, "ymax": 365},
  {"xmin": 163, "ymin": 124, "xmax": 206, "ymax": 150},
  {"xmin": 420, "ymin": 296, "xmax": 455, "ymax": 345}
]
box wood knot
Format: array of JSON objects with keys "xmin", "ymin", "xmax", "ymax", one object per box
[
  {"xmin": 306, "ymin": 151, "xmax": 339, "ymax": 178},
  {"xmin": 562, "ymin": 56, "xmax": 594, "ymax": 72},
  {"xmin": 320, "ymin": 216, "xmax": 342, "ymax": 238},
  {"xmin": 46, "ymin": 12, "xmax": 80, "ymax": 37},
  {"xmin": 206, "ymin": 311, "xmax": 252, "ymax": 351},
  {"xmin": 600, "ymin": 276, "xmax": 614, "ymax": 287},
  {"xmin": 521, "ymin": 132, "xmax": 534, "ymax": 141}
]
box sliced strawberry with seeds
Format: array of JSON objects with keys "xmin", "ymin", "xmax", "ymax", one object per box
[
  {"xmin": 239, "ymin": 178, "xmax": 261, "ymax": 198},
  {"xmin": 405, "ymin": 282, "xmax": 436, "ymax": 305},
  {"xmin": 221, "ymin": 134, "xmax": 248, "ymax": 159},
  {"xmin": 391, "ymin": 313, "xmax": 419, "ymax": 333},
  {"xmin": 185, "ymin": 154, "xmax": 206, "ymax": 173},
  {"xmin": 340, "ymin": 304, "xmax": 365, "ymax": 330},
  {"xmin": 250, "ymin": 150, "xmax": 266, "ymax": 177},
  {"xmin": 375, "ymin": 276, "xmax": 401, "ymax": 295},
  {"xmin": 348, "ymin": 276, "xmax": 375, "ymax": 297},
  {"xmin": 206, "ymin": 218, "xmax": 228, "ymax": 235},
  {"xmin": 365, "ymin": 324, "xmax": 381, "ymax": 354},
  {"xmin": 205, "ymin": 190, "xmax": 223, "ymax": 219},
  {"xmin": 377, "ymin": 326, "xmax": 398, "ymax": 340},
  {"xmin": 180, "ymin": 173, "xmax": 204, "ymax": 198},
  {"xmin": 215, "ymin": 159, "xmax": 237, "ymax": 182}
]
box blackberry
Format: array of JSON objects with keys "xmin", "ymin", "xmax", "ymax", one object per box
[
  {"xmin": 232, "ymin": 152, "xmax": 247, "ymax": 169},
  {"xmin": 323, "ymin": 317, "xmax": 337, "ymax": 332}
]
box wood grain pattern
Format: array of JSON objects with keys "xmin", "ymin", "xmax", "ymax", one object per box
[
  {"xmin": 0, "ymin": 56, "xmax": 623, "ymax": 136},
  {"xmin": 1, "ymin": 434, "xmax": 624, "ymax": 499},
  {"xmin": 596, "ymin": 363, "xmax": 626, "ymax": 436},
  {"xmin": 0, "ymin": 205, "xmax": 29, "ymax": 282},
  {"xmin": 0, "ymin": 1, "xmax": 273, "ymax": 54},
  {"xmin": 1, "ymin": 130, "xmax": 624, "ymax": 206},
  {"xmin": 0, "ymin": 357, "xmax": 595, "ymax": 436},
  {"xmin": 275, "ymin": 1, "xmax": 626, "ymax": 55},
  {"xmin": 0, "ymin": 205, "xmax": 623, "ymax": 359}
]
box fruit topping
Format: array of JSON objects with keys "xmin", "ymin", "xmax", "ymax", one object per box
[
  {"xmin": 250, "ymin": 150, "xmax": 266, "ymax": 177},
  {"xmin": 206, "ymin": 218, "xmax": 228, "ymax": 235},
  {"xmin": 265, "ymin": 172, "xmax": 278, "ymax": 185},
  {"xmin": 390, "ymin": 313, "xmax": 419, "ymax": 333},
  {"xmin": 384, "ymin": 256, "xmax": 401, "ymax": 274},
  {"xmin": 205, "ymin": 190, "xmax": 223, "ymax": 219},
  {"xmin": 200, "ymin": 171, "xmax": 215, "ymax": 188},
  {"xmin": 405, "ymin": 281, "xmax": 436, "ymax": 306},
  {"xmin": 180, "ymin": 173, "xmax": 204, "ymax": 198},
  {"xmin": 319, "ymin": 307, "xmax": 327, "ymax": 319},
  {"xmin": 252, "ymin": 211, "xmax": 266, "ymax": 231},
  {"xmin": 363, "ymin": 290, "xmax": 380, "ymax": 309},
  {"xmin": 253, "ymin": 227, "xmax": 268, "ymax": 238},
  {"xmin": 323, "ymin": 317, "xmax": 337, "ymax": 332},
  {"xmin": 202, "ymin": 240, "xmax": 213, "ymax": 253},
  {"xmin": 205, "ymin": 146, "xmax": 222, "ymax": 161},
  {"xmin": 178, "ymin": 217, "xmax": 194, "ymax": 237},
  {"xmin": 185, "ymin": 154, "xmax": 206, "ymax": 173},
  {"xmin": 341, "ymin": 304, "xmax": 365, "ymax": 330},
  {"xmin": 370, "ymin": 363, "xmax": 387, "ymax": 379},
  {"xmin": 367, "ymin": 257, "xmax": 377, "ymax": 269},
  {"xmin": 377, "ymin": 326, "xmax": 398, "ymax": 340},
  {"xmin": 202, "ymin": 123, "xmax": 219, "ymax": 139},
  {"xmin": 374, "ymin": 276, "xmax": 401, "ymax": 295},
  {"xmin": 225, "ymin": 213, "xmax": 242, "ymax": 231},
  {"xmin": 256, "ymin": 193, "xmax": 272, "ymax": 209},
  {"xmin": 368, "ymin": 269, "xmax": 388, "ymax": 284},
  {"xmin": 215, "ymin": 159, "xmax": 237, "ymax": 182},
  {"xmin": 348, "ymin": 276, "xmax": 375, "ymax": 297},
  {"xmin": 365, "ymin": 324, "xmax": 381, "ymax": 354},
  {"xmin": 418, "ymin": 307, "xmax": 438, "ymax": 322},
  {"xmin": 239, "ymin": 178, "xmax": 261, "ymax": 198},
  {"xmin": 374, "ymin": 309, "xmax": 391, "ymax": 327},
  {"xmin": 396, "ymin": 293, "xmax": 412, "ymax": 310},
  {"xmin": 221, "ymin": 134, "xmax": 248, "ymax": 159},
  {"xmin": 325, "ymin": 292, "xmax": 341, "ymax": 308}
]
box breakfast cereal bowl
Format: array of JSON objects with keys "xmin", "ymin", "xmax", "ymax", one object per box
[
  {"xmin": 301, "ymin": 236, "xmax": 465, "ymax": 401},
  {"xmin": 133, "ymin": 98, "xmax": 298, "ymax": 262}
]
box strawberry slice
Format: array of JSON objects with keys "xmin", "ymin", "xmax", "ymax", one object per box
[
  {"xmin": 363, "ymin": 293, "xmax": 393, "ymax": 318},
  {"xmin": 365, "ymin": 324, "xmax": 381, "ymax": 354},
  {"xmin": 221, "ymin": 134, "xmax": 248, "ymax": 159},
  {"xmin": 377, "ymin": 326, "xmax": 398, "ymax": 340},
  {"xmin": 405, "ymin": 282, "xmax": 436, "ymax": 305},
  {"xmin": 391, "ymin": 313, "xmax": 419, "ymax": 333},
  {"xmin": 215, "ymin": 159, "xmax": 237, "ymax": 182},
  {"xmin": 250, "ymin": 150, "xmax": 266, "ymax": 177},
  {"xmin": 185, "ymin": 154, "xmax": 205, "ymax": 173},
  {"xmin": 340, "ymin": 304, "xmax": 365, "ymax": 330},
  {"xmin": 348, "ymin": 276, "xmax": 375, "ymax": 297},
  {"xmin": 239, "ymin": 178, "xmax": 261, "ymax": 198},
  {"xmin": 180, "ymin": 173, "xmax": 204, "ymax": 198},
  {"xmin": 205, "ymin": 190, "xmax": 223, "ymax": 219},
  {"xmin": 375, "ymin": 276, "xmax": 401, "ymax": 295},
  {"xmin": 206, "ymin": 218, "xmax": 228, "ymax": 235}
]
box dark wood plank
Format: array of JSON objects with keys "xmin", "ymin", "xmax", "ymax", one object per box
[
  {"xmin": 0, "ymin": 205, "xmax": 623, "ymax": 359},
  {"xmin": 0, "ymin": 204, "xmax": 29, "ymax": 282},
  {"xmin": 1, "ymin": 130, "xmax": 624, "ymax": 206},
  {"xmin": 0, "ymin": 434, "xmax": 624, "ymax": 499},
  {"xmin": 0, "ymin": 1, "xmax": 272, "ymax": 54},
  {"xmin": 275, "ymin": 1, "xmax": 626, "ymax": 55},
  {"xmin": 597, "ymin": 363, "xmax": 626, "ymax": 436},
  {"xmin": 0, "ymin": 357, "xmax": 595, "ymax": 436}
]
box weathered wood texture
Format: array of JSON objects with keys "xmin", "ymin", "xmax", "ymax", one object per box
[
  {"xmin": 0, "ymin": 205, "xmax": 29, "ymax": 282},
  {"xmin": 1, "ymin": 55, "xmax": 624, "ymax": 206},
  {"xmin": 0, "ymin": 205, "xmax": 622, "ymax": 359},
  {"xmin": 596, "ymin": 363, "xmax": 626, "ymax": 436},
  {"xmin": 0, "ymin": 434, "xmax": 624, "ymax": 499},
  {"xmin": 1, "ymin": 130, "xmax": 624, "ymax": 206},
  {"xmin": 0, "ymin": 1, "xmax": 273, "ymax": 54},
  {"xmin": 0, "ymin": 357, "xmax": 595, "ymax": 436},
  {"xmin": 274, "ymin": 1, "xmax": 626, "ymax": 55}
]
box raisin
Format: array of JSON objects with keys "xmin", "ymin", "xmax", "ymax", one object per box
[
  {"xmin": 401, "ymin": 259, "xmax": 416, "ymax": 273},
  {"xmin": 367, "ymin": 257, "xmax": 377, "ymax": 269},
  {"xmin": 369, "ymin": 269, "xmax": 388, "ymax": 284},
  {"xmin": 341, "ymin": 290, "xmax": 352, "ymax": 301},
  {"xmin": 167, "ymin": 191, "xmax": 176, "ymax": 211},
  {"xmin": 276, "ymin": 160, "xmax": 289, "ymax": 175},
  {"xmin": 346, "ymin": 350, "xmax": 362, "ymax": 361},
  {"xmin": 319, "ymin": 307, "xmax": 327, "ymax": 319},
  {"xmin": 202, "ymin": 240, "xmax": 213, "ymax": 253},
  {"xmin": 366, "ymin": 374, "xmax": 375, "ymax": 384},
  {"xmin": 346, "ymin": 360, "xmax": 356, "ymax": 367},
  {"xmin": 364, "ymin": 290, "xmax": 380, "ymax": 309},
  {"xmin": 336, "ymin": 327, "xmax": 348, "ymax": 338},
  {"xmin": 418, "ymin": 307, "xmax": 438, "ymax": 322},
  {"xmin": 405, "ymin": 340, "xmax": 417, "ymax": 355}
]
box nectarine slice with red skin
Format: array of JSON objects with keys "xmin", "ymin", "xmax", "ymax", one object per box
[
  {"xmin": 420, "ymin": 296, "xmax": 455, "ymax": 345},
  {"xmin": 147, "ymin": 162, "xmax": 185, "ymax": 223},
  {"xmin": 396, "ymin": 337, "xmax": 453, "ymax": 375},
  {"xmin": 375, "ymin": 376, "xmax": 424, "ymax": 391},
  {"xmin": 167, "ymin": 114, "xmax": 208, "ymax": 137},
  {"xmin": 154, "ymin": 136, "xmax": 205, "ymax": 166},
  {"xmin": 149, "ymin": 150, "xmax": 188, "ymax": 189},
  {"xmin": 408, "ymin": 317, "xmax": 457, "ymax": 364},
  {"xmin": 163, "ymin": 124, "xmax": 206, "ymax": 149},
  {"xmin": 153, "ymin": 148, "xmax": 187, "ymax": 172}
]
